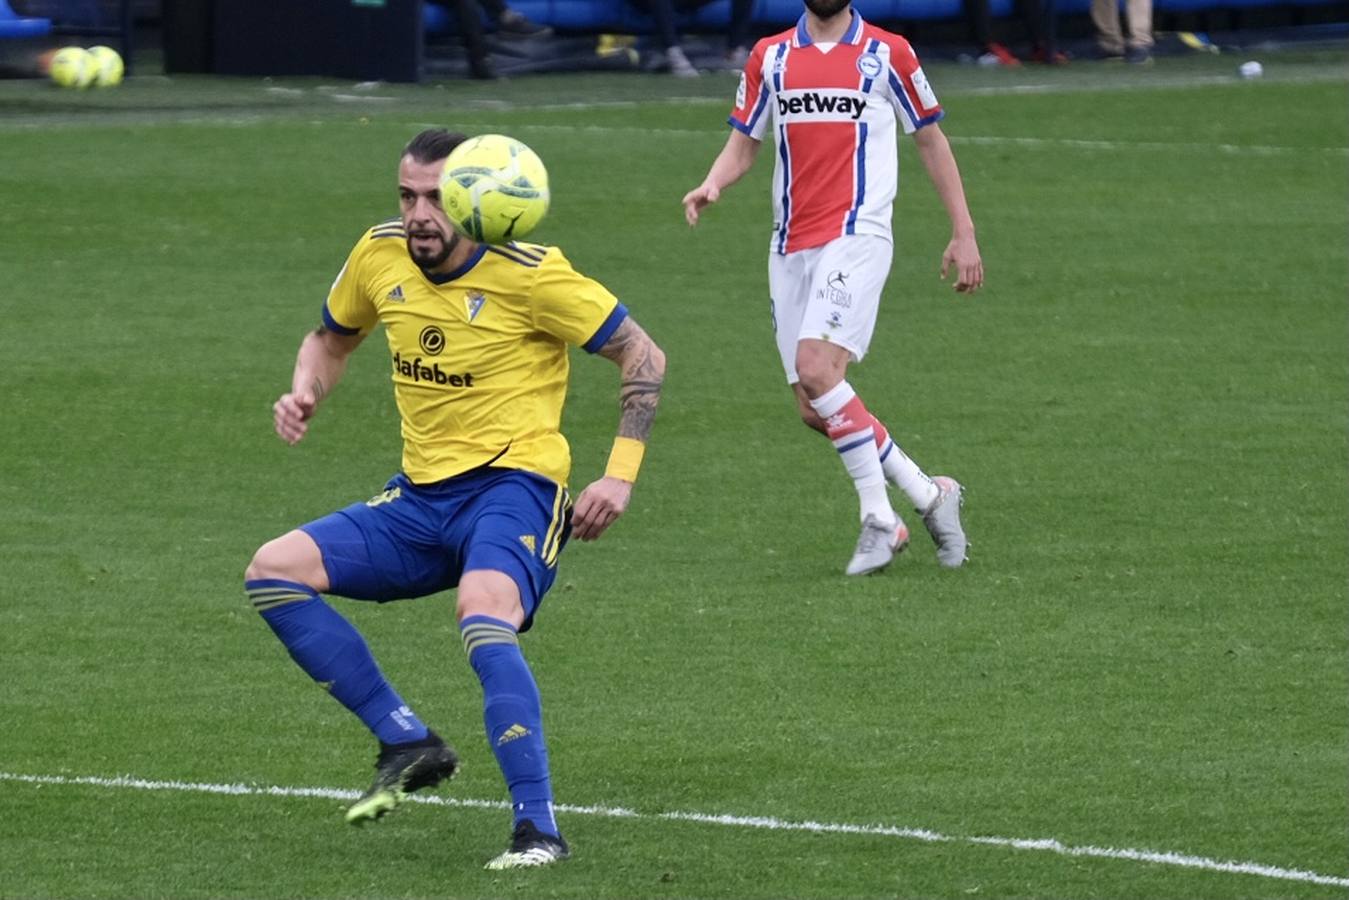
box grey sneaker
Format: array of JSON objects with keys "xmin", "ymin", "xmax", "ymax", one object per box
[
  {"xmin": 845, "ymin": 514, "xmax": 910, "ymax": 576},
  {"xmin": 344, "ymin": 731, "xmax": 459, "ymax": 825},
  {"xmin": 485, "ymin": 819, "xmax": 571, "ymax": 869},
  {"xmin": 922, "ymin": 476, "xmax": 968, "ymax": 568},
  {"xmin": 667, "ymin": 45, "xmax": 699, "ymax": 78}
]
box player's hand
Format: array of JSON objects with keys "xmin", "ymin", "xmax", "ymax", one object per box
[
  {"xmin": 571, "ymin": 476, "xmax": 633, "ymax": 541},
  {"xmin": 682, "ymin": 183, "xmax": 720, "ymax": 227},
  {"xmin": 940, "ymin": 234, "xmax": 984, "ymax": 293},
  {"xmin": 273, "ymin": 391, "xmax": 317, "ymax": 445}
]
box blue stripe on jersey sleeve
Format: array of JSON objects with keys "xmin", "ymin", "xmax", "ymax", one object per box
[
  {"xmin": 888, "ymin": 73, "xmax": 945, "ymax": 131},
  {"xmin": 322, "ymin": 304, "xmax": 361, "ymax": 335},
  {"xmin": 729, "ymin": 116, "xmax": 755, "ymax": 136},
  {"xmin": 888, "ymin": 71, "xmax": 918, "ymax": 124},
  {"xmin": 915, "ymin": 109, "xmax": 945, "ymax": 129},
  {"xmin": 582, "ymin": 302, "xmax": 629, "ymax": 353}
]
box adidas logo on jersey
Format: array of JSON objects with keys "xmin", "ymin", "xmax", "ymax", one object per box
[{"xmin": 386, "ymin": 285, "xmax": 406, "ymax": 302}]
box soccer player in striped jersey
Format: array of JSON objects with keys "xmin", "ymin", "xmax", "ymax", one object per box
[
  {"xmin": 245, "ymin": 129, "xmax": 665, "ymax": 869},
  {"xmin": 682, "ymin": 0, "xmax": 982, "ymax": 575}
]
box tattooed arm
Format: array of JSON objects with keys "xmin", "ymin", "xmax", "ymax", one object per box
[
  {"xmin": 596, "ymin": 317, "xmax": 666, "ymax": 442},
  {"xmin": 273, "ymin": 326, "xmax": 366, "ymax": 445},
  {"xmin": 571, "ymin": 317, "xmax": 667, "ymax": 541}
]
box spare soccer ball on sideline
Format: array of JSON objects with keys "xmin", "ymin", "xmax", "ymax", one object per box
[
  {"xmin": 48, "ymin": 47, "xmax": 96, "ymax": 89},
  {"xmin": 88, "ymin": 46, "xmax": 125, "ymax": 87},
  {"xmin": 439, "ymin": 134, "xmax": 549, "ymax": 245}
]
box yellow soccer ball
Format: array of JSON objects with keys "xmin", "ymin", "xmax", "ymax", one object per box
[
  {"xmin": 439, "ymin": 134, "xmax": 550, "ymax": 245},
  {"xmin": 88, "ymin": 45, "xmax": 125, "ymax": 87},
  {"xmin": 49, "ymin": 46, "xmax": 96, "ymax": 89}
]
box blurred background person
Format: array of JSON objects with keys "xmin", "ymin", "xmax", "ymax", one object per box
[
  {"xmin": 443, "ymin": 0, "xmax": 551, "ymax": 78},
  {"xmin": 1091, "ymin": 0, "xmax": 1153, "ymax": 62},
  {"xmin": 964, "ymin": 0, "xmax": 1064, "ymax": 66},
  {"xmin": 628, "ymin": 0, "xmax": 755, "ymax": 76}
]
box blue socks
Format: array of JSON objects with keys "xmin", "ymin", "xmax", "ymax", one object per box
[
  {"xmin": 461, "ymin": 615, "xmax": 558, "ymax": 837},
  {"xmin": 249, "ymin": 581, "xmax": 559, "ymax": 836},
  {"xmin": 246, "ymin": 579, "xmax": 429, "ymax": 746}
]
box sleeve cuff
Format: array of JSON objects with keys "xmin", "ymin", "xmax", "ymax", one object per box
[
  {"xmin": 582, "ymin": 302, "xmax": 629, "ymax": 353},
  {"xmin": 322, "ymin": 304, "xmax": 361, "ymax": 336},
  {"xmin": 914, "ymin": 109, "xmax": 946, "ymax": 130}
]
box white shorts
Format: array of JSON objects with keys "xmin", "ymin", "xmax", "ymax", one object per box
[{"xmin": 767, "ymin": 234, "xmax": 893, "ymax": 385}]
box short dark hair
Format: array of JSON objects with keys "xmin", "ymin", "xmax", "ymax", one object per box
[{"xmin": 402, "ymin": 128, "xmax": 468, "ymax": 164}]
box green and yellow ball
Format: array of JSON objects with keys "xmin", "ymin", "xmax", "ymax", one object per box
[{"xmin": 439, "ymin": 134, "xmax": 550, "ymax": 245}]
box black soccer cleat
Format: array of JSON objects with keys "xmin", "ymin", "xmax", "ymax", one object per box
[
  {"xmin": 344, "ymin": 730, "xmax": 459, "ymax": 825},
  {"xmin": 484, "ymin": 818, "xmax": 571, "ymax": 869}
]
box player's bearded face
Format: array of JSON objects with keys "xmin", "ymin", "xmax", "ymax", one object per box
[
  {"xmin": 804, "ymin": 0, "xmax": 850, "ymax": 17},
  {"xmin": 405, "ymin": 223, "xmax": 457, "ymax": 269},
  {"xmin": 399, "ymin": 154, "xmax": 460, "ymax": 270}
]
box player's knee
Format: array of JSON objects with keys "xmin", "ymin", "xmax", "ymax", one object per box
[
  {"xmin": 793, "ymin": 367, "xmax": 830, "ymax": 400},
  {"xmin": 244, "ymin": 531, "xmax": 325, "ymax": 591},
  {"xmin": 794, "ymin": 342, "xmax": 847, "ymax": 397},
  {"xmin": 456, "ymin": 571, "xmax": 525, "ymax": 629},
  {"xmin": 244, "ymin": 541, "xmax": 285, "ymax": 583}
]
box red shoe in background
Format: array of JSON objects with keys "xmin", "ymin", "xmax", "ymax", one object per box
[{"xmin": 978, "ymin": 42, "xmax": 1021, "ymax": 67}]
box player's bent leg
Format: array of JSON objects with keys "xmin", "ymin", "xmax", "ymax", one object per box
[
  {"xmin": 245, "ymin": 529, "xmax": 453, "ymax": 826},
  {"xmin": 794, "ymin": 343, "xmax": 904, "ymax": 574},
  {"xmin": 458, "ymin": 570, "xmax": 568, "ymax": 868}
]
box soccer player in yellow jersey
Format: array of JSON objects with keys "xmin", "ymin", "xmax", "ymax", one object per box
[{"xmin": 244, "ymin": 129, "xmax": 665, "ymax": 869}]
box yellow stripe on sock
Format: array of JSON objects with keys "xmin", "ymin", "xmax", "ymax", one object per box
[
  {"xmin": 461, "ymin": 622, "xmax": 519, "ymax": 655},
  {"xmin": 249, "ymin": 593, "xmax": 313, "ymax": 611},
  {"xmin": 246, "ymin": 587, "xmax": 315, "ymax": 610}
]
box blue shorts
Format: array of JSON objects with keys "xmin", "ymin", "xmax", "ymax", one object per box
[{"xmin": 299, "ymin": 468, "xmax": 571, "ymax": 631}]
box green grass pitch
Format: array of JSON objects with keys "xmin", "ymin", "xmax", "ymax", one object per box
[{"xmin": 0, "ymin": 50, "xmax": 1345, "ymax": 900}]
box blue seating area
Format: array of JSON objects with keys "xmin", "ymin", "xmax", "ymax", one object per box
[
  {"xmin": 424, "ymin": 0, "xmax": 1341, "ymax": 35},
  {"xmin": 0, "ymin": 0, "xmax": 51, "ymax": 38},
  {"xmin": 425, "ymin": 0, "xmax": 1008, "ymax": 33}
]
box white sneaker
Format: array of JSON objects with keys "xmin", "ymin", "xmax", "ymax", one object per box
[
  {"xmin": 922, "ymin": 476, "xmax": 968, "ymax": 568},
  {"xmin": 845, "ymin": 514, "xmax": 909, "ymax": 576}
]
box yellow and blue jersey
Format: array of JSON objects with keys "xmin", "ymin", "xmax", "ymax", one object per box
[{"xmin": 323, "ymin": 220, "xmax": 627, "ymax": 487}]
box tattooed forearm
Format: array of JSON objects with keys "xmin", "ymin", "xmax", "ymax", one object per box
[
  {"xmin": 598, "ymin": 318, "xmax": 666, "ymax": 443},
  {"xmin": 618, "ymin": 377, "xmax": 661, "ymax": 440},
  {"xmin": 312, "ymin": 377, "xmax": 327, "ymax": 402}
]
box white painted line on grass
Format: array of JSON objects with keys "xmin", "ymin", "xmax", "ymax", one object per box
[{"xmin": 3, "ymin": 770, "xmax": 1346, "ymax": 889}]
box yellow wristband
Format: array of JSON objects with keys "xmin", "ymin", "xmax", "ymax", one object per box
[{"xmin": 605, "ymin": 437, "xmax": 646, "ymax": 483}]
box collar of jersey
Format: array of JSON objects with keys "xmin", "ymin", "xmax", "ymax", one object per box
[
  {"xmin": 795, "ymin": 8, "xmax": 862, "ymax": 47},
  {"xmin": 420, "ymin": 243, "xmax": 488, "ymax": 284}
]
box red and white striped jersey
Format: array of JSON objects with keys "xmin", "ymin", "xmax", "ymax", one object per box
[{"xmin": 729, "ymin": 10, "xmax": 943, "ymax": 255}]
